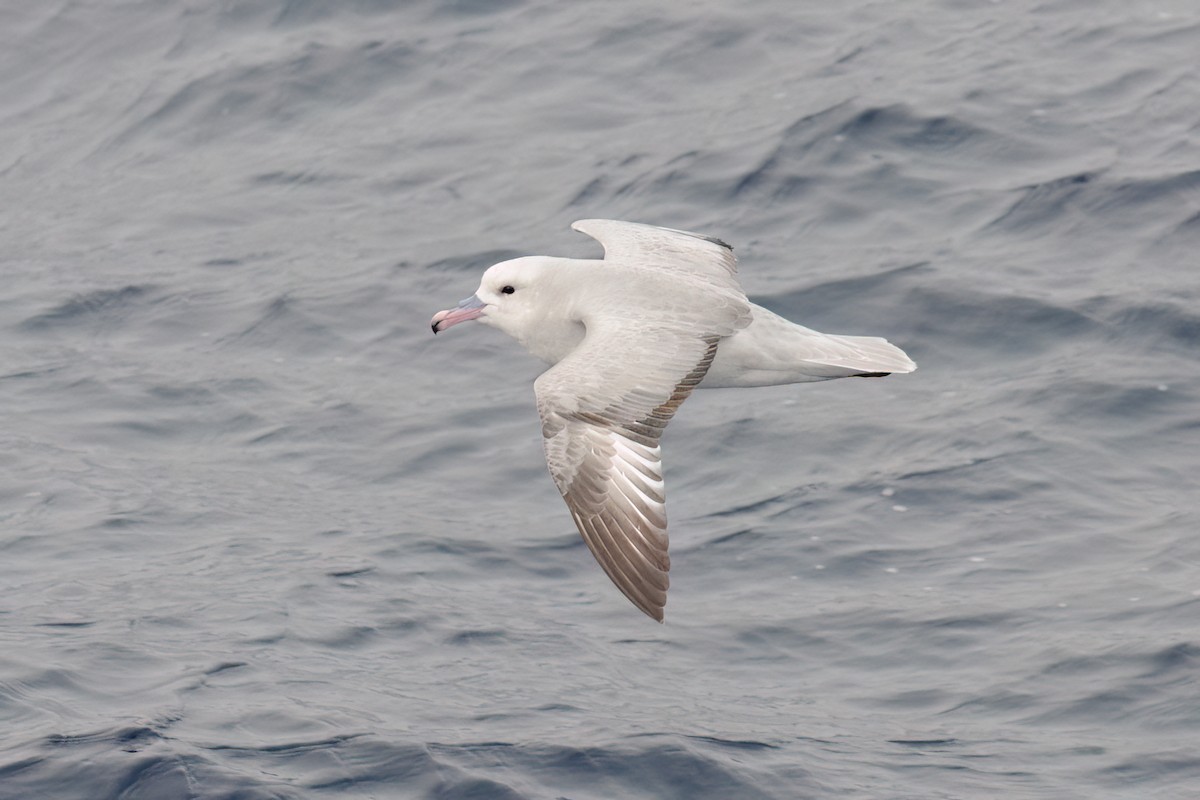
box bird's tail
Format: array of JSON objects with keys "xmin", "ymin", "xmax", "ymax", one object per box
[{"xmin": 798, "ymin": 333, "xmax": 918, "ymax": 378}]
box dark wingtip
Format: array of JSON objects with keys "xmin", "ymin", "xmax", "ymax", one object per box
[
  {"xmin": 689, "ymin": 231, "xmax": 732, "ymax": 251},
  {"xmin": 854, "ymin": 372, "xmax": 891, "ymax": 378},
  {"xmin": 670, "ymin": 225, "xmax": 732, "ymax": 251}
]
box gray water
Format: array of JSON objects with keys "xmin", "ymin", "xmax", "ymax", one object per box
[{"xmin": 3, "ymin": 1, "xmax": 1199, "ymax": 798}]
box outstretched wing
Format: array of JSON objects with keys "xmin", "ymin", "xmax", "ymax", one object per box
[{"xmin": 535, "ymin": 318, "xmax": 722, "ymax": 622}]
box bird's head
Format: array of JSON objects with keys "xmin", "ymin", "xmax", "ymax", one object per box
[{"xmin": 431, "ymin": 256, "xmax": 563, "ymax": 339}]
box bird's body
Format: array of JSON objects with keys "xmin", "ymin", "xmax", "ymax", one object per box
[{"xmin": 431, "ymin": 219, "xmax": 915, "ymax": 621}]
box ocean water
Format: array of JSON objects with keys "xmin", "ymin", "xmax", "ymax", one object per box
[{"xmin": 2, "ymin": 1, "xmax": 1199, "ymax": 798}]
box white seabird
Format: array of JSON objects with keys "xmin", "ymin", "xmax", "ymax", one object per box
[{"xmin": 431, "ymin": 219, "xmax": 915, "ymax": 621}]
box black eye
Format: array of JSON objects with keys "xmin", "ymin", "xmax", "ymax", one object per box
[{"xmin": 500, "ymin": 285, "xmax": 515, "ymax": 295}]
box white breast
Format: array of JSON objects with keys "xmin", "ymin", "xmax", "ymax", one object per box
[{"xmin": 517, "ymin": 317, "xmax": 587, "ymax": 366}]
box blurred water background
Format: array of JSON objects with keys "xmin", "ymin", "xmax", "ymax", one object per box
[{"xmin": 2, "ymin": 1, "xmax": 1199, "ymax": 798}]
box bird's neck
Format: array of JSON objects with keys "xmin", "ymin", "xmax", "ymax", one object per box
[{"xmin": 517, "ymin": 316, "xmax": 587, "ymax": 366}]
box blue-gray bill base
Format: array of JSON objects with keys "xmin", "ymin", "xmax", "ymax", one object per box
[{"xmin": 431, "ymin": 220, "xmax": 916, "ymax": 621}]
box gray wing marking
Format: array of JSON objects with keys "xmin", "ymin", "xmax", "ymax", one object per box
[{"xmin": 536, "ymin": 329, "xmax": 720, "ymax": 621}]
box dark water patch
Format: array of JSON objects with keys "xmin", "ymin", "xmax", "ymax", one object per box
[
  {"xmin": 430, "ymin": 776, "xmax": 525, "ymax": 799},
  {"xmin": 894, "ymin": 115, "xmax": 988, "ymax": 153},
  {"xmin": 300, "ymin": 625, "xmax": 380, "ymax": 649},
  {"xmin": 730, "ymin": 101, "xmax": 851, "ymax": 198},
  {"xmin": 1082, "ymin": 296, "xmax": 1200, "ymax": 350},
  {"xmin": 898, "ymin": 286, "xmax": 1101, "ymax": 356},
  {"xmin": 985, "ymin": 168, "xmax": 1200, "ymax": 239},
  {"xmin": 446, "ymin": 629, "xmax": 507, "ymax": 646},
  {"xmin": 566, "ymin": 175, "xmax": 609, "ymax": 207},
  {"xmin": 111, "ymin": 419, "xmax": 178, "ymax": 441},
  {"xmin": 1041, "ymin": 642, "xmax": 1199, "ymax": 682},
  {"xmin": 115, "ymin": 40, "xmax": 418, "ymax": 147},
  {"xmin": 251, "ymin": 169, "xmax": 352, "ymax": 187},
  {"xmin": 757, "ymin": 260, "xmax": 928, "ymax": 311},
  {"xmin": 983, "ymin": 171, "xmax": 1100, "ymax": 235},
  {"xmin": 703, "ymin": 527, "xmax": 765, "ymax": 547},
  {"xmin": 1101, "ymin": 751, "xmax": 1200, "ymax": 786},
  {"xmin": 1168, "ymin": 207, "xmax": 1200, "ymax": 238},
  {"xmin": 19, "ymin": 285, "xmax": 158, "ymax": 332},
  {"xmin": 888, "ymin": 738, "xmax": 960, "ymax": 748},
  {"xmin": 924, "ymin": 612, "xmax": 1018, "ymax": 631},
  {"xmin": 833, "ymin": 104, "xmax": 997, "ymax": 163},
  {"xmin": 246, "ymin": 424, "xmax": 295, "ymax": 445},
  {"xmin": 1139, "ymin": 642, "xmax": 1200, "ymax": 678},
  {"xmin": 535, "ymin": 702, "xmax": 580, "ymax": 712},
  {"xmin": 732, "ymin": 102, "xmax": 1053, "ymax": 205},
  {"xmin": 217, "ymin": 294, "xmax": 344, "ymax": 352},
  {"xmin": 683, "ymin": 734, "xmax": 779, "ymax": 751},
  {"xmin": 425, "ymin": 738, "xmax": 803, "ymax": 800},
  {"xmin": 18, "ymin": 667, "xmax": 91, "ymax": 696},
  {"xmin": 196, "ymin": 252, "xmax": 284, "ymax": 271},
  {"xmin": 116, "ymin": 726, "xmax": 168, "ymax": 753},
  {"xmin": 898, "ymin": 613, "xmax": 1030, "ymax": 654},
  {"xmin": 203, "ymin": 661, "xmax": 248, "ymax": 676},
  {"xmin": 208, "ymin": 733, "xmax": 369, "ymax": 755},
  {"xmin": 326, "ymin": 565, "xmax": 374, "ymax": 578},
  {"xmin": 1086, "ymin": 168, "xmax": 1200, "ymax": 218},
  {"xmin": 559, "ymin": 150, "xmax": 731, "ymax": 213},
  {"xmin": 702, "ymin": 484, "xmax": 823, "ymax": 520},
  {"xmin": 209, "ymin": 737, "xmax": 438, "ymax": 792},
  {"xmin": 375, "ymin": 617, "xmax": 426, "ymax": 637},
  {"xmin": 1028, "ymin": 687, "xmax": 1157, "ymax": 726},
  {"xmin": 1022, "ymin": 640, "xmax": 1200, "ymax": 729},
  {"xmin": 878, "ymin": 689, "xmax": 955, "ymax": 710},
  {"xmin": 145, "ymin": 382, "xmax": 216, "ymax": 403},
  {"xmin": 942, "ymin": 690, "xmax": 1041, "ymax": 717},
  {"xmin": 0, "ymin": 363, "xmax": 68, "ymax": 381},
  {"xmin": 0, "ymin": 750, "xmax": 254, "ymax": 800},
  {"xmin": 409, "ymin": 536, "xmax": 502, "ymax": 558},
  {"xmin": 887, "ymin": 452, "xmax": 1047, "ymax": 494}
]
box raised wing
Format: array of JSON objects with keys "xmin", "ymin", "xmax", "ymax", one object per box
[
  {"xmin": 571, "ymin": 219, "xmax": 751, "ymax": 319},
  {"xmin": 534, "ymin": 319, "xmax": 723, "ymax": 622}
]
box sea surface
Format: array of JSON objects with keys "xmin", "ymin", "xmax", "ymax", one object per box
[{"xmin": 2, "ymin": 1, "xmax": 1199, "ymax": 798}]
